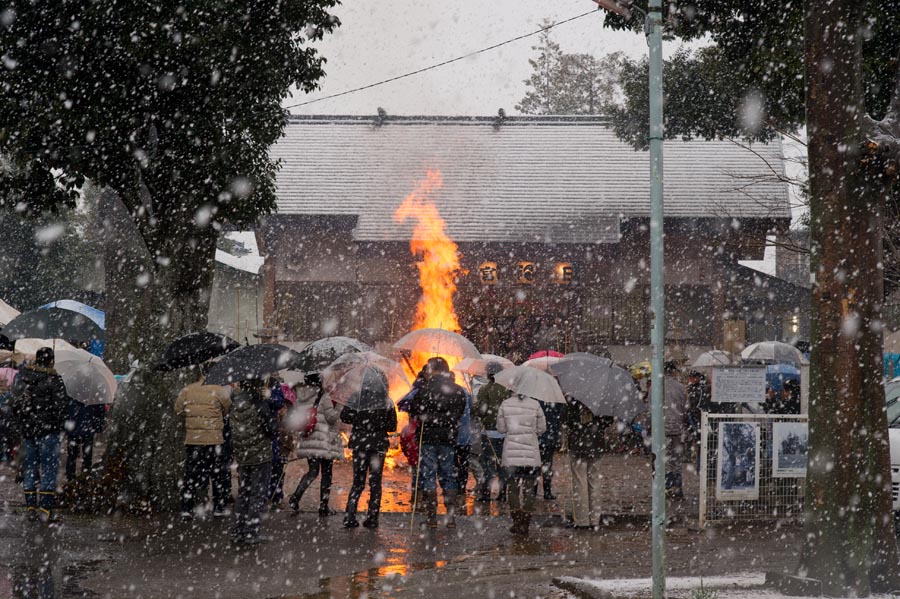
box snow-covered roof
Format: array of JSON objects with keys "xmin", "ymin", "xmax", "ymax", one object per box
[
  {"xmin": 215, "ymin": 232, "xmax": 263, "ymax": 274},
  {"xmin": 270, "ymin": 115, "xmax": 791, "ymax": 244}
]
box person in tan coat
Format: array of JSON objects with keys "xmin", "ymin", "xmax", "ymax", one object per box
[{"xmin": 175, "ymin": 367, "xmax": 232, "ymax": 519}]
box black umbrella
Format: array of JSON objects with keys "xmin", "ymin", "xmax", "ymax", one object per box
[
  {"xmin": 1, "ymin": 307, "xmax": 104, "ymax": 346},
  {"xmin": 294, "ymin": 336, "xmax": 372, "ymax": 374},
  {"xmin": 204, "ymin": 343, "xmax": 303, "ymax": 385},
  {"xmin": 157, "ymin": 332, "xmax": 241, "ymax": 371}
]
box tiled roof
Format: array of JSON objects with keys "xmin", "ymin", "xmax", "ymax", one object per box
[{"xmin": 271, "ymin": 115, "xmax": 790, "ymax": 244}]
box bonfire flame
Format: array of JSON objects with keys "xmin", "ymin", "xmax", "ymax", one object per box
[{"xmin": 393, "ymin": 169, "xmax": 465, "ymax": 379}]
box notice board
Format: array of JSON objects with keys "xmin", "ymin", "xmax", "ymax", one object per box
[{"xmin": 712, "ymin": 366, "xmax": 767, "ymax": 404}]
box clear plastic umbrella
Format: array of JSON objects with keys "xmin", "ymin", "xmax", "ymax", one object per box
[
  {"xmin": 323, "ymin": 352, "xmax": 410, "ymax": 401},
  {"xmin": 54, "ymin": 349, "xmax": 117, "ymax": 405},
  {"xmin": 453, "ymin": 355, "xmax": 514, "ymax": 377},
  {"xmin": 692, "ymin": 349, "xmax": 735, "ymax": 368},
  {"xmin": 741, "ymin": 341, "xmax": 808, "ymax": 366},
  {"xmin": 393, "ymin": 329, "xmax": 480, "ymax": 359},
  {"xmin": 322, "ymin": 353, "xmax": 406, "ymax": 410}
]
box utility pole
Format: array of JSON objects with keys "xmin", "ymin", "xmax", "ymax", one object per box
[
  {"xmin": 591, "ymin": 1, "xmax": 666, "ymax": 597},
  {"xmin": 647, "ymin": 1, "xmax": 667, "ymax": 598}
]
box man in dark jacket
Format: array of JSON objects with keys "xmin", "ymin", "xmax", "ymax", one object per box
[
  {"xmin": 410, "ymin": 357, "xmax": 467, "ymax": 528},
  {"xmin": 565, "ymin": 399, "xmax": 614, "ymax": 529},
  {"xmin": 65, "ymin": 400, "xmax": 106, "ymax": 481},
  {"xmin": 475, "ymin": 362, "xmax": 510, "ymax": 502},
  {"xmin": 535, "ymin": 400, "xmax": 563, "ymax": 500},
  {"xmin": 10, "ymin": 347, "xmax": 69, "ymax": 522},
  {"xmin": 341, "ymin": 368, "xmax": 397, "ymax": 529},
  {"xmin": 229, "ymin": 379, "xmax": 274, "ymax": 544}
]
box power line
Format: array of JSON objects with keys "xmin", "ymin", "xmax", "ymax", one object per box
[{"xmin": 284, "ymin": 9, "xmax": 601, "ymax": 110}]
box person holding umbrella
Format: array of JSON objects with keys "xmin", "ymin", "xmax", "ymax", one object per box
[
  {"xmin": 229, "ymin": 378, "xmax": 275, "ymax": 544},
  {"xmin": 662, "ymin": 361, "xmax": 688, "ymax": 500},
  {"xmin": 475, "ymin": 362, "xmax": 510, "ymax": 503},
  {"xmin": 409, "ymin": 357, "xmax": 468, "ymax": 529},
  {"xmin": 9, "ymin": 347, "xmax": 69, "ymax": 523},
  {"xmin": 175, "ymin": 363, "xmax": 232, "ymax": 520},
  {"xmin": 340, "ymin": 368, "xmax": 397, "ymax": 529},
  {"xmin": 496, "ymin": 386, "xmax": 547, "ymax": 536},
  {"xmin": 565, "ymin": 399, "xmax": 615, "ymax": 530},
  {"xmin": 64, "ymin": 399, "xmax": 105, "ymax": 481},
  {"xmin": 289, "ymin": 373, "xmax": 342, "ymax": 517}
]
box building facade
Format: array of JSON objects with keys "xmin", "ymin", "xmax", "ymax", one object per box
[{"xmin": 258, "ymin": 115, "xmax": 806, "ymax": 362}]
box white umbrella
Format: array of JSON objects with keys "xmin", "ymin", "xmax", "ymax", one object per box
[
  {"xmin": 453, "ymin": 355, "xmax": 514, "ymax": 377},
  {"xmin": 521, "ymin": 355, "xmax": 563, "ymax": 372},
  {"xmin": 393, "ymin": 329, "xmax": 480, "ymax": 359},
  {"xmin": 0, "ymin": 298, "xmax": 19, "ymax": 327},
  {"xmin": 14, "ymin": 338, "xmax": 79, "ymax": 354},
  {"xmin": 692, "ymin": 350, "xmax": 735, "ymax": 368},
  {"xmin": 493, "ymin": 365, "xmax": 566, "ymax": 404},
  {"xmin": 54, "ymin": 349, "xmax": 117, "ymax": 405},
  {"xmin": 741, "ymin": 341, "xmax": 808, "ymax": 366}
]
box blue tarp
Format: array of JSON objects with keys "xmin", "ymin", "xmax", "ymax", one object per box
[{"xmin": 885, "ymin": 353, "xmax": 900, "ymax": 379}]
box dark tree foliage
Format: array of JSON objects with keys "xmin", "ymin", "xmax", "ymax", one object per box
[
  {"xmin": 602, "ymin": 1, "xmax": 900, "ymax": 595},
  {"xmin": 0, "ymin": 0, "xmax": 340, "ymax": 509}
]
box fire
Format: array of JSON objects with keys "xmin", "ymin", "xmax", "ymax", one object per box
[{"xmin": 393, "ymin": 169, "xmax": 465, "ymax": 379}]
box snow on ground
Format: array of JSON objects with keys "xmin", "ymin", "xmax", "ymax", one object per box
[{"xmin": 555, "ymin": 574, "xmax": 897, "ymax": 599}]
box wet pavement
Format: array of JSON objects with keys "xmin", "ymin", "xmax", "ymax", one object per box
[{"xmin": 0, "ymin": 454, "xmax": 803, "ymax": 599}]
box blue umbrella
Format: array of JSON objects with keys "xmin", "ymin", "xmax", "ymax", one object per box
[
  {"xmin": 40, "ymin": 300, "xmax": 105, "ymax": 329},
  {"xmin": 766, "ymin": 364, "xmax": 800, "ymax": 392}
]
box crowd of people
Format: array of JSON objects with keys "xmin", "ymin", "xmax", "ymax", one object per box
[{"xmin": 0, "ymin": 343, "xmax": 803, "ymax": 544}]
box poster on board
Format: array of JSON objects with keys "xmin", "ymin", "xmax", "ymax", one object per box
[
  {"xmin": 712, "ymin": 366, "xmax": 767, "ymax": 404},
  {"xmin": 772, "ymin": 422, "xmax": 808, "ymax": 478},
  {"xmin": 716, "ymin": 421, "xmax": 760, "ymax": 500}
]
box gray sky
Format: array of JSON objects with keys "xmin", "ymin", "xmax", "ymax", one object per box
[{"xmin": 288, "ymin": 0, "xmax": 656, "ymax": 116}]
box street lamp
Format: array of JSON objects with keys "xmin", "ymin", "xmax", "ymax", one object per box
[{"xmin": 592, "ymin": 1, "xmax": 666, "ymax": 599}]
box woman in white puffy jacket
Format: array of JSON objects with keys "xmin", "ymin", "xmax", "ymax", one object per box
[
  {"xmin": 288, "ymin": 382, "xmax": 343, "ymax": 517},
  {"xmin": 497, "ymin": 393, "xmax": 547, "ymax": 536}
]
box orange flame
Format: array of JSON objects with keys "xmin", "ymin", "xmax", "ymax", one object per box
[{"xmin": 393, "ymin": 170, "xmax": 465, "ymax": 379}]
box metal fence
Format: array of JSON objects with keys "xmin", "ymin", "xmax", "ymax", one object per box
[{"xmin": 699, "ymin": 413, "xmax": 807, "ymax": 527}]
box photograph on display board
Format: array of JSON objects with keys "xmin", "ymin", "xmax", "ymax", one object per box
[
  {"xmin": 772, "ymin": 422, "xmax": 809, "ymax": 478},
  {"xmin": 716, "ymin": 422, "xmax": 760, "ymax": 500}
]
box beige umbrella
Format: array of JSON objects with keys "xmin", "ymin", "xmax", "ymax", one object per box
[
  {"xmin": 494, "ymin": 365, "xmax": 566, "ymax": 404},
  {"xmin": 54, "ymin": 349, "xmax": 117, "ymax": 405}
]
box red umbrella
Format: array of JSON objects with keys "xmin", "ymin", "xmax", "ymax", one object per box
[{"xmin": 527, "ymin": 349, "xmax": 564, "ymax": 360}]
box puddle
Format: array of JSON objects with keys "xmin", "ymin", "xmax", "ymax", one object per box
[{"xmin": 271, "ymin": 557, "xmax": 449, "ymax": 599}]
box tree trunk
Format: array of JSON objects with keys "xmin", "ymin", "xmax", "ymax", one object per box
[
  {"xmin": 801, "ymin": 1, "xmax": 900, "ymax": 593},
  {"xmin": 93, "ymin": 188, "xmax": 217, "ymax": 512}
]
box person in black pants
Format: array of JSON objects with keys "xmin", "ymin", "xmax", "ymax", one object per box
[
  {"xmin": 65, "ymin": 401, "xmax": 106, "ymax": 481},
  {"xmin": 534, "ymin": 399, "xmax": 563, "ymax": 500},
  {"xmin": 341, "ymin": 371, "xmax": 397, "ymax": 529}
]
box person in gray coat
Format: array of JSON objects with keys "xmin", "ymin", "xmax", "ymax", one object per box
[
  {"xmin": 230, "ymin": 379, "xmax": 274, "ymax": 545},
  {"xmin": 662, "ymin": 361, "xmax": 687, "ymax": 499}
]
